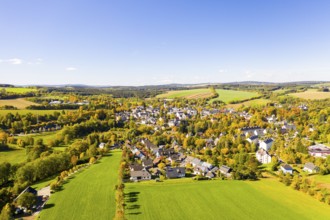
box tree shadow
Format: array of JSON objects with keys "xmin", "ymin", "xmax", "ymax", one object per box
[
  {"xmin": 43, "ymin": 203, "xmax": 55, "ymax": 210},
  {"xmin": 124, "ymin": 191, "xmax": 141, "ymax": 216}
]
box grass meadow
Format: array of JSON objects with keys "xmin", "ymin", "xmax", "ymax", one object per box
[
  {"xmin": 226, "ymin": 98, "xmax": 270, "ymax": 109},
  {"xmin": 0, "ymin": 109, "xmax": 75, "ymax": 116},
  {"xmin": 0, "ymin": 98, "xmax": 38, "ymax": 109},
  {"xmin": 125, "ymin": 178, "xmax": 330, "ymax": 220},
  {"xmin": 39, "ymin": 150, "xmax": 122, "ymax": 220},
  {"xmin": 156, "ymin": 89, "xmax": 213, "ymax": 99},
  {"xmin": 289, "ymin": 89, "xmax": 330, "ymax": 100},
  {"xmin": 0, "ymin": 87, "xmax": 37, "ymax": 94},
  {"xmin": 210, "ymin": 89, "xmax": 260, "ymax": 103},
  {"xmin": 0, "ymin": 148, "xmax": 26, "ymax": 164}
]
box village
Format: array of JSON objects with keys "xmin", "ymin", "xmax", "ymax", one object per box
[{"xmin": 115, "ymin": 103, "xmax": 330, "ymax": 182}]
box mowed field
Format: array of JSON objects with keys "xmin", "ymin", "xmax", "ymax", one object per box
[
  {"xmin": 289, "ymin": 89, "xmax": 330, "ymax": 100},
  {"xmin": 0, "ymin": 148, "xmax": 26, "ymax": 164},
  {"xmin": 0, "ymin": 98, "xmax": 38, "ymax": 109},
  {"xmin": 226, "ymin": 98, "xmax": 270, "ymax": 109},
  {"xmin": 0, "ymin": 87, "xmax": 37, "ymax": 94},
  {"xmin": 156, "ymin": 89, "xmax": 213, "ymax": 99},
  {"xmin": 125, "ymin": 178, "xmax": 330, "ymax": 220},
  {"xmin": 210, "ymin": 89, "xmax": 260, "ymax": 103},
  {"xmin": 39, "ymin": 150, "xmax": 122, "ymax": 220}
]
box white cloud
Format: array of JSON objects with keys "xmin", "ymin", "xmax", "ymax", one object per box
[
  {"xmin": 0, "ymin": 58, "xmax": 23, "ymax": 65},
  {"xmin": 66, "ymin": 67, "xmax": 77, "ymax": 71}
]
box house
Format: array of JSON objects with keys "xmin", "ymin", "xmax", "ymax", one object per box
[
  {"xmin": 259, "ymin": 139, "xmax": 273, "ymax": 151},
  {"xmin": 303, "ymin": 162, "xmax": 319, "ymax": 173},
  {"xmin": 153, "ymin": 157, "xmax": 162, "ymax": 166},
  {"xmin": 130, "ymin": 170, "xmax": 151, "ymax": 181},
  {"xmin": 191, "ymin": 158, "xmax": 202, "ymax": 167},
  {"xmin": 134, "ymin": 151, "xmax": 146, "ymax": 160},
  {"xmin": 142, "ymin": 139, "xmax": 159, "ymax": 155},
  {"xmin": 166, "ymin": 167, "xmax": 186, "ymax": 179},
  {"xmin": 280, "ymin": 164, "xmax": 293, "ymax": 174},
  {"xmin": 241, "ymin": 126, "xmax": 263, "ymax": 137},
  {"xmin": 256, "ymin": 149, "xmax": 272, "ymax": 164},
  {"xmin": 308, "ymin": 144, "xmax": 330, "ymax": 158},
  {"xmin": 219, "ymin": 165, "xmax": 232, "ymax": 177},
  {"xmin": 201, "ymin": 162, "xmax": 213, "ymax": 170},
  {"xmin": 142, "ymin": 158, "xmax": 153, "ymax": 168},
  {"xmin": 129, "ymin": 164, "xmax": 144, "ymax": 171},
  {"xmin": 205, "ymin": 171, "xmax": 215, "ymax": 179},
  {"xmin": 246, "ymin": 135, "xmax": 259, "ymax": 145},
  {"xmin": 193, "ymin": 166, "xmax": 208, "ymax": 176},
  {"xmin": 14, "ymin": 186, "xmax": 37, "ymax": 202},
  {"xmin": 210, "ymin": 166, "xmax": 219, "ymax": 174}
]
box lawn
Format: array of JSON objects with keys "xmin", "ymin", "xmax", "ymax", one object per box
[
  {"xmin": 0, "ymin": 98, "xmax": 38, "ymax": 109},
  {"xmin": 0, "ymin": 87, "xmax": 37, "ymax": 94},
  {"xmin": 0, "ymin": 148, "xmax": 26, "ymax": 164},
  {"xmin": 156, "ymin": 88, "xmax": 213, "ymax": 99},
  {"xmin": 289, "ymin": 89, "xmax": 330, "ymax": 100},
  {"xmin": 125, "ymin": 178, "xmax": 330, "ymax": 220},
  {"xmin": 39, "ymin": 150, "xmax": 122, "ymax": 220},
  {"xmin": 210, "ymin": 89, "xmax": 260, "ymax": 103}
]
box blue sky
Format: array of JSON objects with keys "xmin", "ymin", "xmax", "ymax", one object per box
[{"xmin": 0, "ymin": 0, "xmax": 330, "ymax": 85}]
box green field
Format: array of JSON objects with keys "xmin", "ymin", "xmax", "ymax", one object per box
[
  {"xmin": 0, "ymin": 109, "xmax": 74, "ymax": 116},
  {"xmin": 0, "ymin": 148, "xmax": 26, "ymax": 164},
  {"xmin": 210, "ymin": 89, "xmax": 260, "ymax": 103},
  {"xmin": 289, "ymin": 89, "xmax": 330, "ymax": 100},
  {"xmin": 39, "ymin": 150, "xmax": 122, "ymax": 220},
  {"xmin": 0, "ymin": 87, "xmax": 37, "ymax": 94},
  {"xmin": 156, "ymin": 89, "xmax": 213, "ymax": 99},
  {"xmin": 227, "ymin": 98, "xmax": 270, "ymax": 109},
  {"xmin": 0, "ymin": 98, "xmax": 38, "ymax": 109},
  {"xmin": 125, "ymin": 178, "xmax": 330, "ymax": 220}
]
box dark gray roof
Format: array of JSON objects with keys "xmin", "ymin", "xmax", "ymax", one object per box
[
  {"xmin": 142, "ymin": 159, "xmax": 153, "ymax": 167},
  {"xmin": 130, "ymin": 170, "xmax": 151, "ymax": 178},
  {"xmin": 220, "ymin": 165, "xmax": 231, "ymax": 173},
  {"xmin": 263, "ymin": 138, "xmax": 273, "ymax": 144},
  {"xmin": 281, "ymin": 164, "xmax": 293, "ymax": 170},
  {"xmin": 130, "ymin": 164, "xmax": 143, "ymax": 171},
  {"xmin": 166, "ymin": 167, "xmax": 186, "ymax": 179},
  {"xmin": 304, "ymin": 162, "xmax": 317, "ymax": 170},
  {"xmin": 249, "ymin": 135, "xmax": 259, "ymax": 140}
]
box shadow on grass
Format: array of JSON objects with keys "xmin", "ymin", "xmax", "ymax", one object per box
[
  {"xmin": 43, "ymin": 203, "xmax": 55, "ymax": 210},
  {"xmin": 125, "ymin": 191, "xmax": 142, "ymax": 216}
]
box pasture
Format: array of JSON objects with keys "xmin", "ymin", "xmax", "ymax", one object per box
[
  {"xmin": 227, "ymin": 98, "xmax": 270, "ymax": 109},
  {"xmin": 125, "ymin": 178, "xmax": 330, "ymax": 220},
  {"xmin": 0, "ymin": 109, "xmax": 74, "ymax": 116},
  {"xmin": 39, "ymin": 150, "xmax": 122, "ymax": 220},
  {"xmin": 289, "ymin": 89, "xmax": 330, "ymax": 100},
  {"xmin": 0, "ymin": 87, "xmax": 37, "ymax": 94},
  {"xmin": 156, "ymin": 88, "xmax": 213, "ymax": 99},
  {"xmin": 0, "ymin": 98, "xmax": 38, "ymax": 109},
  {"xmin": 210, "ymin": 89, "xmax": 260, "ymax": 103},
  {"xmin": 0, "ymin": 148, "xmax": 26, "ymax": 164}
]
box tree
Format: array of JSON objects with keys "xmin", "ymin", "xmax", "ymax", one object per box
[
  {"xmin": 17, "ymin": 192, "xmax": 37, "ymax": 209},
  {"xmin": 0, "ymin": 162, "xmax": 11, "ymax": 185},
  {"xmin": 0, "ymin": 203, "xmax": 13, "ymax": 220},
  {"xmin": 89, "ymin": 157, "xmax": 96, "ymax": 164}
]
